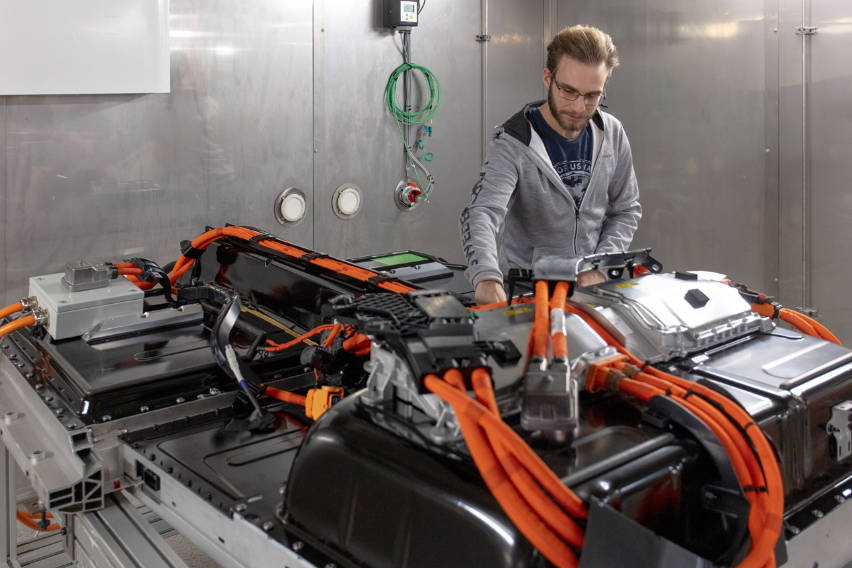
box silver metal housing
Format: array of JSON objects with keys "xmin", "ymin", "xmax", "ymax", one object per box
[{"xmin": 573, "ymin": 273, "xmax": 773, "ymax": 363}]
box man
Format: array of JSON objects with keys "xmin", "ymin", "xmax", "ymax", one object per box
[{"xmin": 460, "ymin": 25, "xmax": 642, "ymax": 305}]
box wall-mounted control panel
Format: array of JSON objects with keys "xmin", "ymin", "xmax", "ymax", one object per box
[{"xmin": 383, "ymin": 0, "xmax": 420, "ymax": 28}]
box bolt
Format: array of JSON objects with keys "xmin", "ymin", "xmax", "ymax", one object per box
[
  {"xmin": 292, "ymin": 541, "xmax": 304, "ymax": 552},
  {"xmin": 43, "ymin": 395, "xmax": 53, "ymax": 403},
  {"xmin": 139, "ymin": 406, "xmax": 149, "ymax": 413},
  {"xmin": 54, "ymin": 408, "xmax": 64, "ymax": 416},
  {"xmin": 175, "ymin": 397, "xmax": 185, "ymax": 404},
  {"xmin": 788, "ymin": 525, "xmax": 800, "ymax": 535},
  {"xmin": 25, "ymin": 372, "xmax": 33, "ymax": 379},
  {"xmin": 262, "ymin": 521, "xmax": 274, "ymax": 532},
  {"xmin": 836, "ymin": 494, "xmax": 846, "ymax": 504},
  {"xmin": 812, "ymin": 509, "xmax": 824, "ymax": 519},
  {"xmin": 234, "ymin": 503, "xmax": 247, "ymax": 513},
  {"xmin": 278, "ymin": 486, "xmax": 286, "ymax": 495},
  {"xmin": 102, "ymin": 415, "xmax": 111, "ymax": 422},
  {"xmin": 65, "ymin": 422, "xmax": 75, "ymax": 429},
  {"xmin": 209, "ymin": 388, "xmax": 221, "ymax": 395}
]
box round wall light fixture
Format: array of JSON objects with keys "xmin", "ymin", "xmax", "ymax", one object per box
[
  {"xmin": 274, "ymin": 187, "xmax": 307, "ymax": 225},
  {"xmin": 332, "ymin": 184, "xmax": 362, "ymax": 219}
]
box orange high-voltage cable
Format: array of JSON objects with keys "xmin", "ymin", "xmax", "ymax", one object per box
[
  {"xmin": 425, "ymin": 372, "xmax": 581, "ymax": 568},
  {"xmin": 563, "ymin": 303, "xmax": 783, "ymax": 568}
]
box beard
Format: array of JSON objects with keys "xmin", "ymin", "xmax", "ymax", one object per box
[{"xmin": 547, "ymin": 84, "xmax": 593, "ymax": 135}]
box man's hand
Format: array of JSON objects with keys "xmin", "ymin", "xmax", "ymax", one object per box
[
  {"xmin": 576, "ymin": 269, "xmax": 606, "ymax": 288},
  {"xmin": 474, "ymin": 280, "xmax": 507, "ymax": 306}
]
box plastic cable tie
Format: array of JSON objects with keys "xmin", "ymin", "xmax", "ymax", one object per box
[
  {"xmin": 640, "ymin": 361, "xmax": 652, "ymax": 372},
  {"xmin": 180, "ymin": 240, "xmax": 205, "ymax": 259},
  {"xmin": 365, "ymin": 274, "xmax": 392, "ymax": 286},
  {"xmin": 301, "ymin": 252, "xmax": 329, "ymax": 262},
  {"xmin": 249, "ymin": 232, "xmax": 276, "ymax": 245},
  {"xmin": 742, "ymin": 485, "xmax": 768, "ymax": 493}
]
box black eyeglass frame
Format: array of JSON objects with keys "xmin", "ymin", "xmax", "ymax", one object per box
[{"xmin": 549, "ymin": 77, "xmax": 606, "ymax": 107}]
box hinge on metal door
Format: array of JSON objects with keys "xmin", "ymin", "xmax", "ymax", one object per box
[
  {"xmin": 475, "ymin": 34, "xmax": 491, "ymax": 42},
  {"xmin": 793, "ymin": 306, "xmax": 819, "ymax": 317},
  {"xmin": 795, "ymin": 26, "xmax": 818, "ymax": 36}
]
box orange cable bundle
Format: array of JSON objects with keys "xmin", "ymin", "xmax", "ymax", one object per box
[
  {"xmin": 424, "ymin": 370, "xmax": 584, "ymax": 568},
  {"xmin": 562, "ymin": 303, "xmax": 784, "ymax": 568},
  {"xmin": 265, "ymin": 324, "xmax": 337, "ymax": 352},
  {"xmin": 0, "ymin": 301, "xmax": 24, "ymax": 320},
  {"xmin": 132, "ymin": 225, "xmax": 417, "ymax": 295},
  {"xmin": 0, "ymin": 314, "xmax": 37, "ymax": 340}
]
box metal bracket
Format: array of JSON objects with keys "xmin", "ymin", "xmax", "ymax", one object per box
[
  {"xmin": 475, "ymin": 34, "xmax": 491, "ymax": 42},
  {"xmin": 793, "ymin": 306, "xmax": 819, "ymax": 317},
  {"xmin": 826, "ymin": 401, "xmax": 852, "ymax": 462},
  {"xmin": 795, "ymin": 26, "xmax": 818, "ymax": 36}
]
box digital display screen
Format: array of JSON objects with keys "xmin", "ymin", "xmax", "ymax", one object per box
[{"xmin": 372, "ymin": 252, "xmax": 428, "ymax": 266}]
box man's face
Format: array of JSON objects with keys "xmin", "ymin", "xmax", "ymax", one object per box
[{"xmin": 543, "ymin": 56, "xmax": 609, "ymax": 134}]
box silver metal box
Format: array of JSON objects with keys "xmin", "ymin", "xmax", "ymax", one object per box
[{"xmin": 28, "ymin": 272, "xmax": 143, "ymax": 340}]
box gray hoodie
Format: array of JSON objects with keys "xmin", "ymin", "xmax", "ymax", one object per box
[{"xmin": 459, "ymin": 101, "xmax": 642, "ymax": 287}]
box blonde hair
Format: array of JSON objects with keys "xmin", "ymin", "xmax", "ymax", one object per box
[{"xmin": 546, "ymin": 25, "xmax": 619, "ymax": 72}]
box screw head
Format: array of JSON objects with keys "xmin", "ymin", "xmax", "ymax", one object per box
[
  {"xmin": 262, "ymin": 521, "xmax": 274, "ymax": 532},
  {"xmin": 292, "ymin": 541, "xmax": 304, "ymax": 552}
]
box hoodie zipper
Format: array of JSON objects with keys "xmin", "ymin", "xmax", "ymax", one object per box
[{"xmin": 573, "ymin": 133, "xmax": 607, "ymax": 257}]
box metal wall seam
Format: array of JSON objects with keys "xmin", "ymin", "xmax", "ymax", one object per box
[
  {"xmin": 480, "ymin": 0, "xmax": 488, "ymax": 163},
  {"xmin": 1, "ymin": 97, "xmax": 6, "ymax": 303},
  {"xmin": 312, "ymin": 0, "xmax": 325, "ymax": 250},
  {"xmin": 800, "ymin": 0, "xmax": 812, "ymax": 310},
  {"xmin": 765, "ymin": 0, "xmax": 782, "ymax": 298}
]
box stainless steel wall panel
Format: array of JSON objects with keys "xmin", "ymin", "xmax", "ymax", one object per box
[
  {"xmin": 2, "ymin": 0, "xmax": 314, "ymax": 303},
  {"xmin": 556, "ymin": 1, "xmax": 770, "ymax": 290},
  {"xmin": 0, "ymin": 97, "xmax": 6, "ymax": 300},
  {"xmin": 485, "ymin": 0, "xmax": 547, "ymax": 139},
  {"xmin": 313, "ymin": 0, "xmax": 482, "ymax": 262},
  {"xmin": 805, "ymin": 0, "xmax": 852, "ymax": 342},
  {"xmin": 778, "ymin": 0, "xmax": 807, "ymax": 311},
  {"xmin": 763, "ymin": 1, "xmax": 781, "ymax": 299}
]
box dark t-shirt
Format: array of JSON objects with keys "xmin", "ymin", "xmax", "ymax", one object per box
[{"xmin": 529, "ymin": 107, "xmax": 593, "ymax": 209}]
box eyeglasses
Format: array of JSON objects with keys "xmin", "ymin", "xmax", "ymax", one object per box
[{"xmin": 550, "ymin": 78, "xmax": 603, "ymax": 106}]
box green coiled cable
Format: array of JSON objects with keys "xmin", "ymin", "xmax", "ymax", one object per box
[{"xmin": 385, "ymin": 62, "xmax": 441, "ymax": 198}]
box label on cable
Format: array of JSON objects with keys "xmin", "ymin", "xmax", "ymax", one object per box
[{"xmin": 550, "ymin": 308, "xmax": 566, "ymax": 336}]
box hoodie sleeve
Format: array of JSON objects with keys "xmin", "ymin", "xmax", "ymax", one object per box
[
  {"xmin": 459, "ymin": 132, "xmax": 519, "ymax": 287},
  {"xmin": 595, "ymin": 120, "xmax": 642, "ymax": 253}
]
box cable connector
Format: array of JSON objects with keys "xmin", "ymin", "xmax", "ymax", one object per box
[
  {"xmin": 584, "ymin": 355, "xmax": 629, "ymax": 393},
  {"xmin": 19, "ymin": 297, "xmax": 38, "ymax": 312},
  {"xmin": 32, "ymin": 308, "xmax": 49, "ymax": 327},
  {"xmin": 305, "ymin": 386, "xmax": 344, "ymax": 420}
]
